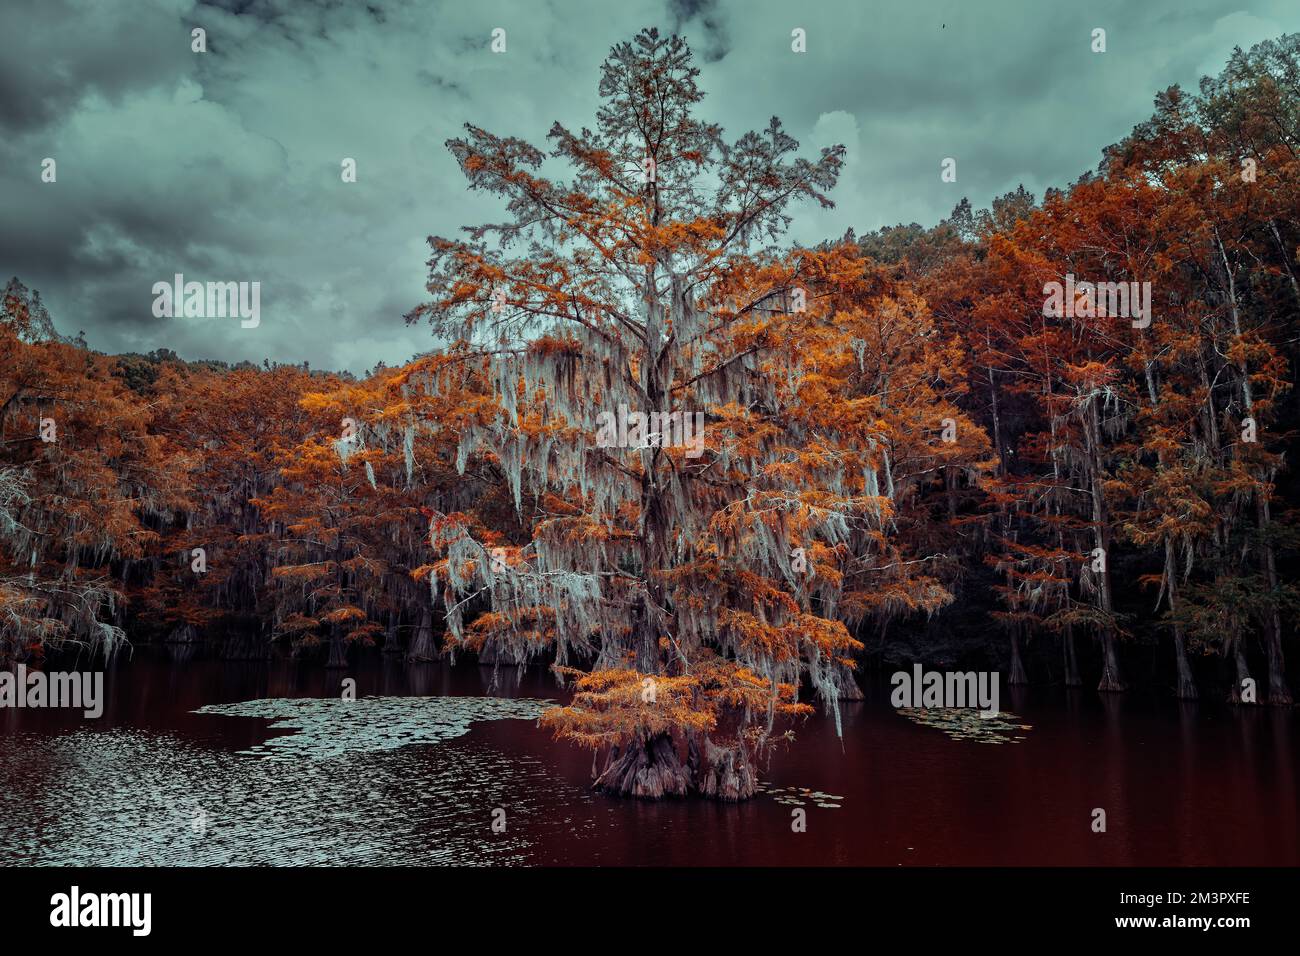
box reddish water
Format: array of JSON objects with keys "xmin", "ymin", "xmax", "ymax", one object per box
[{"xmin": 1, "ymin": 647, "xmax": 1295, "ymax": 865}]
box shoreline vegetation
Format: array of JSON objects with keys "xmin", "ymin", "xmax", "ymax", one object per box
[{"xmin": 2, "ymin": 30, "xmax": 1298, "ymax": 801}]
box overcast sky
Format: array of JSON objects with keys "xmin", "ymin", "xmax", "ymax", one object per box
[{"xmin": 2, "ymin": 0, "xmax": 1297, "ymax": 373}]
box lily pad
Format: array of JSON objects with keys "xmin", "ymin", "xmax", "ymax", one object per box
[
  {"xmin": 194, "ymin": 695, "xmax": 552, "ymax": 760},
  {"xmin": 764, "ymin": 784, "xmax": 843, "ymax": 808},
  {"xmin": 896, "ymin": 707, "xmax": 1032, "ymax": 744}
]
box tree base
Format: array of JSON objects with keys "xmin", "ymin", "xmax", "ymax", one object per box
[
  {"xmin": 164, "ymin": 624, "xmax": 198, "ymax": 644},
  {"xmin": 689, "ymin": 737, "xmax": 757, "ymax": 801},
  {"xmin": 325, "ymin": 638, "xmax": 350, "ymax": 669},
  {"xmin": 594, "ymin": 733, "xmax": 691, "ymax": 799},
  {"xmin": 1229, "ymin": 650, "xmax": 1256, "ymax": 704},
  {"xmin": 406, "ymin": 608, "xmax": 438, "ymax": 663},
  {"xmin": 1009, "ymin": 632, "xmax": 1029, "ymax": 684},
  {"xmin": 1097, "ymin": 673, "xmax": 1127, "ymax": 693},
  {"xmin": 1097, "ymin": 640, "xmax": 1125, "ymax": 692},
  {"xmin": 1268, "ymin": 678, "xmax": 1293, "ymax": 707},
  {"xmin": 406, "ymin": 631, "xmax": 438, "ymax": 663},
  {"xmin": 837, "ymin": 665, "xmax": 864, "ymax": 700}
]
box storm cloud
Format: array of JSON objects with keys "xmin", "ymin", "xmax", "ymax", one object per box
[{"xmin": 2, "ymin": 0, "xmax": 1297, "ymax": 372}]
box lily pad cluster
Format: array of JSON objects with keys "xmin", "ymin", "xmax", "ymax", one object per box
[
  {"xmin": 194, "ymin": 695, "xmax": 552, "ymax": 760},
  {"xmin": 896, "ymin": 707, "xmax": 1032, "ymax": 744},
  {"xmin": 756, "ymin": 784, "xmax": 843, "ymax": 809}
]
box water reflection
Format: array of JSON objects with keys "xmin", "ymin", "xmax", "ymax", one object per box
[
  {"xmin": 0, "ymin": 724, "xmax": 594, "ymax": 866},
  {"xmin": 0, "ymin": 648, "xmax": 1295, "ymax": 866}
]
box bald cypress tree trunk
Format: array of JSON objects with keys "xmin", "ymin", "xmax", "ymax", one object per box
[
  {"xmin": 1227, "ymin": 639, "xmax": 1256, "ymax": 704},
  {"xmin": 594, "ymin": 732, "xmax": 691, "ymax": 799},
  {"xmin": 1085, "ymin": 398, "xmax": 1124, "ymax": 693},
  {"xmin": 1257, "ymin": 496, "xmax": 1291, "ymax": 705},
  {"xmin": 1009, "ymin": 626, "xmax": 1029, "ymax": 685},
  {"xmin": 1165, "ymin": 540, "xmax": 1198, "ymax": 700},
  {"xmin": 325, "ymin": 633, "xmax": 349, "ymax": 669},
  {"xmin": 1062, "ymin": 624, "xmax": 1082, "ymax": 687},
  {"xmin": 406, "ymin": 607, "xmax": 437, "ymax": 662},
  {"xmin": 689, "ymin": 735, "xmax": 757, "ymax": 801},
  {"xmin": 382, "ymin": 610, "xmax": 404, "ymax": 656},
  {"xmin": 837, "ymin": 662, "xmax": 864, "ymax": 700}
]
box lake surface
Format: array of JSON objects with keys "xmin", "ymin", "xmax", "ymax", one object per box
[{"xmin": 1, "ymin": 647, "xmax": 1295, "ymax": 866}]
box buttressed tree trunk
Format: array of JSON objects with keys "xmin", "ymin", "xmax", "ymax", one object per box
[
  {"xmin": 595, "ymin": 733, "xmax": 691, "ymax": 799},
  {"xmin": 689, "ymin": 734, "xmax": 756, "ymax": 801},
  {"xmin": 406, "ymin": 607, "xmax": 436, "ymax": 663}
]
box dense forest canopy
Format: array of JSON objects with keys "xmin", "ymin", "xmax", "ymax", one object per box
[{"xmin": 2, "ymin": 29, "xmax": 1297, "ymax": 799}]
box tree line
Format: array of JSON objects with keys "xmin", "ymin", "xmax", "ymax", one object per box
[{"xmin": 1, "ymin": 29, "xmax": 1295, "ymax": 798}]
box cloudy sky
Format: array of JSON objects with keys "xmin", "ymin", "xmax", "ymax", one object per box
[{"xmin": 2, "ymin": 0, "xmax": 1298, "ymax": 373}]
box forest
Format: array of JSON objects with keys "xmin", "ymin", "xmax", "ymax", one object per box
[{"xmin": 1, "ymin": 29, "xmax": 1297, "ymax": 800}]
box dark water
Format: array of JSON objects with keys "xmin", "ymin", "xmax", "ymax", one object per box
[{"xmin": 1, "ymin": 646, "xmax": 1295, "ymax": 866}]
